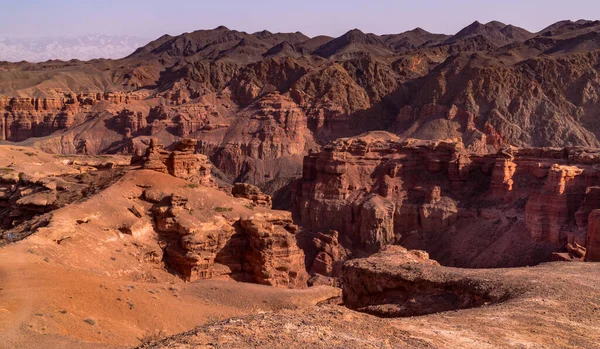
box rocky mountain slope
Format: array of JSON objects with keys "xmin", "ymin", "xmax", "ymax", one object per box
[{"xmin": 2, "ymin": 20, "xmax": 600, "ymax": 193}]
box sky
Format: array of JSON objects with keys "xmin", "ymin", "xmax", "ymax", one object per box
[{"xmin": 1, "ymin": 0, "xmax": 599, "ymax": 39}]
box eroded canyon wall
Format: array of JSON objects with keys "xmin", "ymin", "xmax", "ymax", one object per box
[{"xmin": 293, "ymin": 132, "xmax": 600, "ymax": 266}]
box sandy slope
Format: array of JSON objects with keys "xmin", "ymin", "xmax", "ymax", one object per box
[
  {"xmin": 0, "ymin": 242, "xmax": 339, "ymax": 348},
  {"xmin": 0, "ymin": 155, "xmax": 340, "ymax": 348}
]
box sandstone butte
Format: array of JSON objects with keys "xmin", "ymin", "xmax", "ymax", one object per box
[{"xmin": 0, "ymin": 19, "xmax": 600, "ymax": 349}]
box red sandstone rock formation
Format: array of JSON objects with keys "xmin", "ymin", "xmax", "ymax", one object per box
[
  {"xmin": 586, "ymin": 209, "xmax": 600, "ymax": 262},
  {"xmin": 308, "ymin": 230, "xmax": 343, "ymax": 277},
  {"xmin": 490, "ymin": 156, "xmax": 517, "ymax": 200},
  {"xmin": 525, "ymin": 165, "xmax": 586, "ymax": 245},
  {"xmin": 341, "ymin": 246, "xmax": 492, "ymax": 317},
  {"xmin": 2, "ymin": 22, "xmax": 600, "ymax": 196},
  {"xmin": 135, "ymin": 138, "xmax": 216, "ymax": 187},
  {"xmin": 293, "ymin": 132, "xmax": 469, "ymax": 253},
  {"xmin": 240, "ymin": 213, "xmax": 308, "ymax": 288},
  {"xmin": 0, "ymin": 92, "xmax": 146, "ymax": 142},
  {"xmin": 145, "ymin": 189, "xmax": 307, "ymax": 287},
  {"xmin": 3, "ymin": 22, "xmax": 600, "ymax": 196},
  {"xmin": 293, "ymin": 132, "xmax": 600, "ymax": 265},
  {"xmin": 232, "ymin": 183, "xmax": 272, "ymax": 208},
  {"xmin": 207, "ymin": 92, "xmax": 318, "ymax": 184}
]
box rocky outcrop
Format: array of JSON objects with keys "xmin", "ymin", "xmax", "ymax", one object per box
[
  {"xmin": 553, "ymin": 242, "xmax": 587, "ymax": 261},
  {"xmin": 240, "ymin": 213, "xmax": 309, "ymax": 288},
  {"xmin": 342, "ymin": 246, "xmax": 508, "ymax": 317},
  {"xmin": 232, "ymin": 183, "xmax": 272, "ymax": 208},
  {"xmin": 0, "ymin": 92, "xmax": 145, "ymax": 142},
  {"xmin": 490, "ymin": 156, "xmax": 517, "ymax": 199},
  {"xmin": 134, "ymin": 138, "xmax": 216, "ymax": 187},
  {"xmin": 586, "ymin": 209, "xmax": 600, "ymax": 262},
  {"xmin": 308, "ymin": 230, "xmax": 344, "ymax": 277},
  {"xmin": 575, "ymin": 186, "xmax": 600, "ymax": 232},
  {"xmin": 525, "ymin": 165, "xmax": 586, "ymax": 245},
  {"xmin": 168, "ymin": 139, "xmax": 215, "ymax": 186},
  {"xmin": 0, "ymin": 147, "xmax": 130, "ymax": 243},
  {"xmin": 146, "ymin": 187, "xmax": 307, "ymax": 287},
  {"xmin": 293, "ymin": 133, "xmax": 473, "ymax": 253},
  {"xmin": 207, "ymin": 92, "xmax": 317, "ymax": 184}
]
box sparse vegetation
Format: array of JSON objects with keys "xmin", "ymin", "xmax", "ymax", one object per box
[
  {"xmin": 138, "ymin": 329, "xmax": 167, "ymax": 344},
  {"xmin": 214, "ymin": 206, "xmax": 233, "ymax": 212},
  {"xmin": 187, "ymin": 183, "xmax": 199, "ymax": 189},
  {"xmin": 24, "ymin": 152, "xmax": 36, "ymax": 157},
  {"xmin": 0, "ymin": 167, "xmax": 14, "ymax": 173}
]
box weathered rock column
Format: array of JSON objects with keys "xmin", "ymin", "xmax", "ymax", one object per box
[{"xmin": 585, "ymin": 209, "xmax": 600, "ymax": 262}]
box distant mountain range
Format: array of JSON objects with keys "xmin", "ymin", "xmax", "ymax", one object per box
[
  {"xmin": 2, "ymin": 19, "xmax": 600, "ymax": 156},
  {"xmin": 0, "ymin": 34, "xmax": 151, "ymax": 62}
]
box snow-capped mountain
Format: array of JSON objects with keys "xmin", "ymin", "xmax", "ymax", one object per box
[{"xmin": 0, "ymin": 34, "xmax": 151, "ymax": 62}]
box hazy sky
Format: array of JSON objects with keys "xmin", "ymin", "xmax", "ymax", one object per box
[{"xmin": 1, "ymin": 0, "xmax": 599, "ymax": 39}]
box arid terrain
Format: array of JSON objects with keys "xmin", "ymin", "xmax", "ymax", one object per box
[{"xmin": 1, "ymin": 19, "xmax": 600, "ymax": 348}]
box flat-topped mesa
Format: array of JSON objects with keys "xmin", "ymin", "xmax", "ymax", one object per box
[
  {"xmin": 293, "ymin": 132, "xmax": 600, "ymax": 262},
  {"xmin": 134, "ymin": 138, "xmax": 216, "ymax": 187}
]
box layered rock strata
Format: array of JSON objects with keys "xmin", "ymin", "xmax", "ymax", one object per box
[
  {"xmin": 0, "ymin": 92, "xmax": 145, "ymax": 142},
  {"xmin": 586, "ymin": 209, "xmax": 600, "ymax": 261},
  {"xmin": 308, "ymin": 230, "xmax": 343, "ymax": 277},
  {"xmin": 147, "ymin": 190, "xmax": 308, "ymax": 287},
  {"xmin": 133, "ymin": 142, "xmax": 308, "ymax": 287},
  {"xmin": 134, "ymin": 138, "xmax": 216, "ymax": 187},
  {"xmin": 293, "ymin": 132, "xmax": 600, "ymax": 264},
  {"xmin": 232, "ymin": 183, "xmax": 272, "ymax": 208}
]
